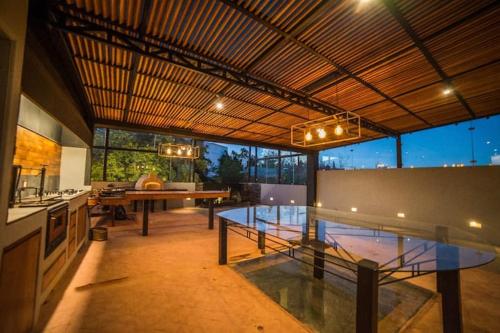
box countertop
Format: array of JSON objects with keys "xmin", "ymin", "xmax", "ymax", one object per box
[
  {"xmin": 7, "ymin": 206, "xmax": 47, "ymax": 224},
  {"xmin": 7, "ymin": 190, "xmax": 90, "ymax": 224}
]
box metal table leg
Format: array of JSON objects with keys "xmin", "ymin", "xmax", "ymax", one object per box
[
  {"xmin": 258, "ymin": 230, "xmax": 265, "ymax": 254},
  {"xmin": 142, "ymin": 200, "xmax": 149, "ymax": 236},
  {"xmin": 356, "ymin": 259, "xmax": 379, "ymax": 333},
  {"xmin": 313, "ymin": 220, "xmax": 325, "ymax": 279},
  {"xmin": 208, "ymin": 199, "xmax": 214, "ymax": 229},
  {"xmin": 219, "ymin": 217, "xmax": 227, "ymax": 265},
  {"xmin": 437, "ymin": 269, "xmax": 463, "ymax": 332}
]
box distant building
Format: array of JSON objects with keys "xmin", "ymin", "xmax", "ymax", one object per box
[{"xmin": 492, "ymin": 154, "xmax": 500, "ymax": 165}]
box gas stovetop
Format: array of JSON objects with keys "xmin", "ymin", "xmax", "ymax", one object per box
[{"xmin": 18, "ymin": 198, "xmax": 65, "ymax": 207}]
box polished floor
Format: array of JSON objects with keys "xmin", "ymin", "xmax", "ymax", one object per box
[{"xmin": 36, "ymin": 208, "xmax": 500, "ymax": 332}]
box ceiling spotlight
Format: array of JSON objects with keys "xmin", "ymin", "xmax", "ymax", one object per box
[
  {"xmin": 443, "ymin": 88, "xmax": 453, "ymax": 96},
  {"xmin": 215, "ymin": 102, "xmax": 224, "ymax": 110},
  {"xmin": 187, "ymin": 149, "xmax": 192, "ymax": 156},
  {"xmin": 166, "ymin": 148, "xmax": 172, "ymax": 155},
  {"xmin": 316, "ymin": 202, "xmax": 322, "ymax": 208},
  {"xmin": 305, "ymin": 131, "xmax": 313, "ymax": 141},
  {"xmin": 317, "ymin": 128, "xmax": 326, "ymax": 139},
  {"xmin": 177, "ymin": 148, "xmax": 182, "ymax": 155},
  {"xmin": 334, "ymin": 124, "xmax": 344, "ymax": 136}
]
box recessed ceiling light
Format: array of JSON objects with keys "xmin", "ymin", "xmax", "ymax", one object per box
[
  {"xmin": 269, "ymin": 197, "xmax": 274, "ymax": 201},
  {"xmin": 316, "ymin": 202, "xmax": 322, "ymax": 208},
  {"xmin": 290, "ymin": 199, "xmax": 295, "ymax": 204},
  {"xmin": 215, "ymin": 102, "xmax": 224, "ymax": 110},
  {"xmin": 397, "ymin": 212, "xmax": 405, "ymax": 218},
  {"xmin": 443, "ymin": 88, "xmax": 453, "ymax": 96},
  {"xmin": 351, "ymin": 207, "xmax": 358, "ymax": 212}
]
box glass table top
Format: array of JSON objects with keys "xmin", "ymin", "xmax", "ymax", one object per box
[{"xmin": 217, "ymin": 206, "xmax": 496, "ymax": 272}]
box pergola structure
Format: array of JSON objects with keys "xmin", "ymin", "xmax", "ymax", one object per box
[{"xmin": 37, "ymin": 0, "xmax": 500, "ymax": 152}]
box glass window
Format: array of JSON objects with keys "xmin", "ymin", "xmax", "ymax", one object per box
[
  {"xmin": 319, "ymin": 137, "xmax": 396, "ymax": 170},
  {"xmin": 257, "ymin": 148, "xmax": 279, "ymax": 159},
  {"xmin": 402, "ymin": 115, "xmax": 500, "ymax": 168},
  {"xmin": 90, "ymin": 148, "xmax": 104, "ymax": 181},
  {"xmin": 281, "ymin": 155, "xmax": 307, "ymax": 185},
  {"xmin": 257, "ymin": 158, "xmax": 279, "ymax": 183},
  {"xmin": 108, "ymin": 129, "xmax": 174, "ymax": 150},
  {"xmin": 93, "ymin": 128, "xmax": 106, "ymax": 146},
  {"xmin": 106, "ymin": 150, "xmax": 175, "ymax": 182}
]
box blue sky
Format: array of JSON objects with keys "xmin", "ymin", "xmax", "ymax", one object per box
[{"xmin": 320, "ymin": 115, "xmax": 500, "ymax": 169}]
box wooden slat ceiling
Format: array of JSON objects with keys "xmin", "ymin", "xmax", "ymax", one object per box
[{"xmin": 56, "ymin": 0, "xmax": 500, "ymax": 150}]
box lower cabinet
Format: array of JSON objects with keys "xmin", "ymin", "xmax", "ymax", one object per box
[
  {"xmin": 0, "ymin": 230, "xmax": 41, "ymax": 333},
  {"xmin": 77, "ymin": 204, "xmax": 87, "ymax": 246},
  {"xmin": 68, "ymin": 210, "xmax": 77, "ymax": 256}
]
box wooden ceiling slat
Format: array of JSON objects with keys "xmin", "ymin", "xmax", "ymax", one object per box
[{"xmin": 59, "ymin": 0, "xmax": 500, "ymax": 150}]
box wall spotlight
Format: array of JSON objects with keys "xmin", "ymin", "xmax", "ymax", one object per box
[{"xmin": 468, "ymin": 220, "xmax": 482, "ymax": 229}]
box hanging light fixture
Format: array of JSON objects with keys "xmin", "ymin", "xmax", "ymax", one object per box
[
  {"xmin": 334, "ymin": 124, "xmax": 344, "ymax": 136},
  {"xmin": 158, "ymin": 143, "xmax": 200, "ymax": 159},
  {"xmin": 291, "ymin": 111, "xmax": 361, "ymax": 147},
  {"xmin": 305, "ymin": 131, "xmax": 313, "ymax": 141}
]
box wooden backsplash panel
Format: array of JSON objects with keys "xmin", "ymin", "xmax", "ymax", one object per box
[{"xmin": 13, "ymin": 126, "xmax": 61, "ymax": 176}]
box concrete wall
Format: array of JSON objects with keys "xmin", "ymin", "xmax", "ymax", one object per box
[
  {"xmin": 60, "ymin": 147, "xmax": 90, "ymax": 190},
  {"xmin": 317, "ymin": 167, "xmax": 500, "ymax": 245},
  {"xmin": 0, "ymin": 0, "xmax": 29, "ymax": 266},
  {"xmin": 21, "ymin": 33, "xmax": 92, "ymax": 146},
  {"xmin": 259, "ymin": 183, "xmax": 307, "ymax": 206}
]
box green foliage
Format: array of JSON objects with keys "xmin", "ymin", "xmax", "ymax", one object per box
[
  {"xmin": 216, "ymin": 150, "xmax": 245, "ymax": 185},
  {"xmin": 90, "ymin": 128, "xmax": 205, "ymax": 182}
]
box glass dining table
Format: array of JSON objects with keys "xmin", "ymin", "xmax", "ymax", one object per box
[{"xmin": 217, "ymin": 205, "xmax": 496, "ymax": 333}]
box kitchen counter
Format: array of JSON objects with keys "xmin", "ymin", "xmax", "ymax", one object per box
[
  {"xmin": 7, "ymin": 190, "xmax": 90, "ymax": 224},
  {"xmin": 7, "ymin": 207, "xmax": 46, "ymax": 224}
]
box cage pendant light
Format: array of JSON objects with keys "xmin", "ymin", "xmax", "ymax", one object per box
[
  {"xmin": 158, "ymin": 143, "xmax": 200, "ymax": 159},
  {"xmin": 290, "ymin": 111, "xmax": 361, "ymax": 147}
]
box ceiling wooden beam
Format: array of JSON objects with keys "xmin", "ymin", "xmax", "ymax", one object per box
[
  {"xmin": 383, "ymin": 0, "xmax": 476, "ymax": 118},
  {"xmin": 49, "ymin": 2, "xmax": 398, "ymax": 137},
  {"xmin": 216, "ymin": 0, "xmax": 431, "ymax": 126}
]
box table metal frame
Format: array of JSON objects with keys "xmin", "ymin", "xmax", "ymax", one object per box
[{"xmin": 218, "ymin": 214, "xmax": 477, "ymax": 333}]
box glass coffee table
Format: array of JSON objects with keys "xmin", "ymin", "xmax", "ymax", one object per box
[{"xmin": 217, "ymin": 205, "xmax": 496, "ymax": 333}]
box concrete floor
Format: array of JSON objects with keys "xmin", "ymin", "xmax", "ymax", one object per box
[{"xmin": 36, "ymin": 208, "xmax": 500, "ymax": 332}]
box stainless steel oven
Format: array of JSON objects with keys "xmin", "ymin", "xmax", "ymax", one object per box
[{"xmin": 45, "ymin": 203, "xmax": 68, "ymax": 258}]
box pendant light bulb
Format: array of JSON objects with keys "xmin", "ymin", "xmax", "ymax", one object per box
[
  {"xmin": 187, "ymin": 149, "xmax": 192, "ymax": 156},
  {"xmin": 318, "ymin": 128, "xmax": 326, "ymax": 139},
  {"xmin": 305, "ymin": 131, "xmax": 313, "ymax": 141},
  {"xmin": 177, "ymin": 148, "xmax": 182, "ymax": 155},
  {"xmin": 215, "ymin": 102, "xmax": 224, "ymax": 110},
  {"xmin": 166, "ymin": 148, "xmax": 172, "ymax": 155},
  {"xmin": 334, "ymin": 124, "xmax": 344, "ymax": 136}
]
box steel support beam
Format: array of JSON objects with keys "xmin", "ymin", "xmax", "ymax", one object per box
[
  {"xmin": 217, "ymin": 0, "xmax": 429, "ymax": 126},
  {"xmin": 122, "ymin": 0, "xmax": 152, "ymax": 122},
  {"xmin": 95, "ymin": 119, "xmax": 312, "ymax": 154},
  {"xmin": 383, "ymin": 0, "xmax": 476, "ymax": 118},
  {"xmin": 49, "ymin": 3, "xmax": 398, "ymax": 137}
]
